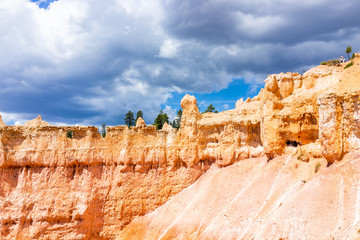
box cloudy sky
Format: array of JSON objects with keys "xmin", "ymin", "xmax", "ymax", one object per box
[{"xmin": 1, "ymin": 0, "xmax": 360, "ymax": 126}]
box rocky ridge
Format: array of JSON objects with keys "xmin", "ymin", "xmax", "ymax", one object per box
[{"xmin": 1, "ymin": 54, "xmax": 360, "ymax": 239}]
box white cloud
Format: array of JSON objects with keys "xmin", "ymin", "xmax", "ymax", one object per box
[
  {"xmin": 0, "ymin": 112, "xmax": 29, "ymax": 125},
  {"xmin": 1, "ymin": 0, "xmax": 360, "ymax": 126},
  {"xmin": 159, "ymin": 39, "xmax": 180, "ymax": 58},
  {"xmin": 163, "ymin": 105, "xmax": 176, "ymax": 121}
]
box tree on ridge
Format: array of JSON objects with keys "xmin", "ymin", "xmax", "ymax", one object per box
[
  {"xmin": 136, "ymin": 110, "xmax": 144, "ymax": 121},
  {"xmin": 345, "ymin": 45, "xmax": 352, "ymax": 61},
  {"xmin": 124, "ymin": 111, "xmax": 135, "ymax": 128},
  {"xmin": 153, "ymin": 110, "xmax": 169, "ymax": 130},
  {"xmin": 204, "ymin": 104, "xmax": 218, "ymax": 113}
]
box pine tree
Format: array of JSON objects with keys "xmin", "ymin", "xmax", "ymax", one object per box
[
  {"xmin": 100, "ymin": 123, "xmax": 106, "ymax": 138},
  {"xmin": 172, "ymin": 109, "xmax": 182, "ymax": 129},
  {"xmin": 204, "ymin": 104, "xmax": 218, "ymax": 113},
  {"xmin": 124, "ymin": 111, "xmax": 135, "ymax": 128},
  {"xmin": 153, "ymin": 110, "xmax": 170, "ymax": 130},
  {"xmin": 136, "ymin": 110, "xmax": 144, "ymax": 121}
]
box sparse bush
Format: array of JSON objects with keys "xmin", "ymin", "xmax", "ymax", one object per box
[
  {"xmin": 296, "ymin": 149, "xmax": 309, "ymax": 162},
  {"xmin": 321, "ymin": 60, "xmax": 340, "ymax": 66},
  {"xmin": 344, "ymin": 61, "xmax": 354, "ymax": 69},
  {"xmin": 351, "ymin": 53, "xmax": 356, "ymax": 60},
  {"xmin": 297, "ymin": 152, "xmax": 303, "ymax": 161},
  {"xmin": 315, "ymin": 162, "xmax": 321, "ymax": 173}
]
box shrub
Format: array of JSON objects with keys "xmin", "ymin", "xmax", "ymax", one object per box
[
  {"xmin": 321, "ymin": 60, "xmax": 340, "ymax": 66},
  {"xmin": 344, "ymin": 61, "xmax": 354, "ymax": 69},
  {"xmin": 345, "ymin": 45, "xmax": 352, "ymax": 60},
  {"xmin": 315, "ymin": 162, "xmax": 321, "ymax": 173}
]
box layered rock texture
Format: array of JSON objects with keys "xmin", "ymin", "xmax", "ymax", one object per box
[{"xmin": 1, "ymin": 55, "xmax": 360, "ymax": 239}]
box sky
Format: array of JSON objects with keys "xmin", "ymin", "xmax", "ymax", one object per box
[{"xmin": 1, "ymin": 0, "xmax": 360, "ymax": 126}]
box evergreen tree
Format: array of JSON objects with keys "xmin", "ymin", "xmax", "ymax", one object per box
[
  {"xmin": 204, "ymin": 104, "xmax": 218, "ymax": 113},
  {"xmin": 153, "ymin": 110, "xmax": 170, "ymax": 130},
  {"xmin": 124, "ymin": 111, "xmax": 135, "ymax": 128},
  {"xmin": 136, "ymin": 110, "xmax": 144, "ymax": 121},
  {"xmin": 67, "ymin": 131, "xmax": 73, "ymax": 138},
  {"xmin": 172, "ymin": 109, "xmax": 182, "ymax": 129},
  {"xmin": 100, "ymin": 123, "xmax": 106, "ymax": 138}
]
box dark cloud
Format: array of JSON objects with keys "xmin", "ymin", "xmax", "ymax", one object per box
[
  {"xmin": 162, "ymin": 0, "xmax": 360, "ymax": 44},
  {"xmin": 0, "ymin": 0, "xmax": 359, "ymax": 126}
]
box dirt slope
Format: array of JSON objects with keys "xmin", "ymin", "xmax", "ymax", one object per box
[{"xmin": 119, "ymin": 151, "xmax": 360, "ymax": 239}]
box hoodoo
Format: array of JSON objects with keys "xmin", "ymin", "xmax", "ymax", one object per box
[{"xmin": 1, "ymin": 54, "xmax": 360, "ymax": 239}]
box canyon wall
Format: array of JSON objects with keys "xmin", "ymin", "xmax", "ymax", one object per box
[
  {"xmin": 0, "ymin": 55, "xmax": 360, "ymax": 239},
  {"xmin": 118, "ymin": 55, "xmax": 360, "ymax": 240}
]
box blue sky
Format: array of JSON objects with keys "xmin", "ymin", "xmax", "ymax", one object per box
[
  {"xmin": 1, "ymin": 0, "xmax": 360, "ymax": 126},
  {"xmin": 30, "ymin": 0, "xmax": 56, "ymax": 9}
]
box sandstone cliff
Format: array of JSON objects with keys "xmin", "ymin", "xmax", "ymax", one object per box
[
  {"xmin": 118, "ymin": 54, "xmax": 360, "ymax": 239},
  {"xmin": 1, "ymin": 54, "xmax": 360, "ymax": 239}
]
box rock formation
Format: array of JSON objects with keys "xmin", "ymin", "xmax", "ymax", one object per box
[
  {"xmin": 0, "ymin": 115, "xmax": 5, "ymax": 127},
  {"xmin": 1, "ymin": 54, "xmax": 360, "ymax": 239}
]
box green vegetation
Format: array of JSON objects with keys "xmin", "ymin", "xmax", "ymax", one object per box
[
  {"xmin": 136, "ymin": 110, "xmax": 143, "ymax": 122},
  {"xmin": 67, "ymin": 131, "xmax": 73, "ymax": 138},
  {"xmin": 345, "ymin": 45, "xmax": 352, "ymax": 60},
  {"xmin": 124, "ymin": 111, "xmax": 135, "ymax": 128},
  {"xmin": 351, "ymin": 53, "xmax": 356, "ymax": 60},
  {"xmin": 204, "ymin": 104, "xmax": 219, "ymax": 113},
  {"xmin": 100, "ymin": 123, "xmax": 106, "ymax": 138},
  {"xmin": 153, "ymin": 110, "xmax": 169, "ymax": 130},
  {"xmin": 321, "ymin": 60, "xmax": 340, "ymax": 66},
  {"xmin": 344, "ymin": 61, "xmax": 354, "ymax": 69},
  {"xmin": 170, "ymin": 109, "xmax": 182, "ymax": 129}
]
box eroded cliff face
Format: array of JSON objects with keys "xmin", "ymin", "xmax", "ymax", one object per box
[
  {"xmin": 0, "ymin": 117, "xmax": 205, "ymax": 239},
  {"xmin": 1, "ymin": 55, "xmax": 360, "ymax": 239}
]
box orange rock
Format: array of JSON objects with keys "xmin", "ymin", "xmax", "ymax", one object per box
[
  {"xmin": 135, "ymin": 117, "xmax": 145, "ymax": 127},
  {"xmin": 119, "ymin": 153, "xmax": 360, "ymax": 240},
  {"xmin": 1, "ymin": 54, "xmax": 360, "ymax": 239},
  {"xmin": 0, "ymin": 115, "xmax": 5, "ymax": 127}
]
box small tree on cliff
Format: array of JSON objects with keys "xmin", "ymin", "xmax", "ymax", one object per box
[
  {"xmin": 100, "ymin": 123, "xmax": 106, "ymax": 138},
  {"xmin": 345, "ymin": 45, "xmax": 352, "ymax": 61},
  {"xmin": 136, "ymin": 110, "xmax": 144, "ymax": 121},
  {"xmin": 153, "ymin": 110, "xmax": 169, "ymax": 130},
  {"xmin": 124, "ymin": 111, "xmax": 135, "ymax": 128}
]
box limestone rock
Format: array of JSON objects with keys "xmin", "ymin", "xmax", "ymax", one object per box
[
  {"xmin": 235, "ymin": 98, "xmax": 243, "ymax": 109},
  {"xmin": 265, "ymin": 75, "xmax": 278, "ymax": 93},
  {"xmin": 1, "ymin": 54, "xmax": 360, "ymax": 239},
  {"xmin": 135, "ymin": 117, "xmax": 145, "ymax": 127},
  {"xmin": 161, "ymin": 122, "xmax": 173, "ymax": 132},
  {"xmin": 0, "ymin": 115, "xmax": 5, "ymax": 127},
  {"xmin": 119, "ymin": 154, "xmax": 360, "ymax": 240},
  {"xmin": 24, "ymin": 115, "xmax": 50, "ymax": 127}
]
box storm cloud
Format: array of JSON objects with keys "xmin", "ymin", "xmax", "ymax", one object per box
[{"xmin": 0, "ymin": 0, "xmax": 359, "ymax": 125}]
